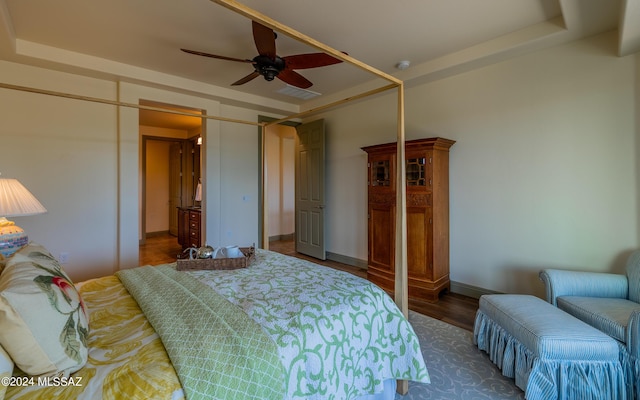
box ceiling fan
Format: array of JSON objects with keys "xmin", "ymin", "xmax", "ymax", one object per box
[{"xmin": 181, "ymin": 21, "xmax": 344, "ymax": 89}]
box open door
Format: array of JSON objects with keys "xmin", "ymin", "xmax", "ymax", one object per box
[{"xmin": 295, "ymin": 119, "xmax": 326, "ymax": 260}]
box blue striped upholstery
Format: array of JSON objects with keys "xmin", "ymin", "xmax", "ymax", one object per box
[
  {"xmin": 557, "ymin": 297, "xmax": 640, "ymax": 342},
  {"xmin": 474, "ymin": 294, "xmax": 626, "ymax": 400},
  {"xmin": 540, "ymin": 250, "xmax": 640, "ymax": 398},
  {"xmin": 539, "ymin": 269, "xmax": 629, "ymax": 306}
]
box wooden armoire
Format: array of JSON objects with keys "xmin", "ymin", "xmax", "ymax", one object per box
[{"xmin": 362, "ymin": 137, "xmax": 455, "ymax": 302}]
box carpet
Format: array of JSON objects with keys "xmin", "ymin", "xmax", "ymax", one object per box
[{"xmin": 395, "ymin": 311, "xmax": 525, "ymax": 400}]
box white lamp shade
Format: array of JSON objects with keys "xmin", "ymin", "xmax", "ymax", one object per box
[{"xmin": 0, "ymin": 179, "xmax": 47, "ymax": 217}]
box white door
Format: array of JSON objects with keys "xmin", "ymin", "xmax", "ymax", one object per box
[{"xmin": 295, "ymin": 119, "xmax": 326, "ymax": 259}]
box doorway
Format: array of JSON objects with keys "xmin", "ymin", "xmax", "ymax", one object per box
[
  {"xmin": 139, "ymin": 101, "xmax": 203, "ymax": 257},
  {"xmin": 261, "ymin": 117, "xmax": 326, "ymax": 260},
  {"xmin": 264, "ymin": 122, "xmax": 297, "ymax": 245},
  {"xmin": 141, "ymin": 136, "xmax": 201, "ymax": 241}
]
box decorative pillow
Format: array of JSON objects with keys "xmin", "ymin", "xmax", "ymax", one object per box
[
  {"xmin": 0, "ymin": 345, "xmax": 13, "ymax": 400},
  {"xmin": 0, "ymin": 243, "xmax": 89, "ymax": 377}
]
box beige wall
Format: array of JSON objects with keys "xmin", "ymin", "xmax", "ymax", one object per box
[
  {"xmin": 311, "ymin": 31, "xmax": 639, "ymax": 297},
  {"xmin": 0, "ymin": 61, "xmax": 119, "ymax": 281},
  {"xmin": 144, "ymin": 140, "xmax": 171, "ymax": 234},
  {"xmin": 1, "ymin": 30, "xmax": 638, "ymax": 297},
  {"xmin": 0, "ymin": 61, "xmax": 285, "ymax": 280}
]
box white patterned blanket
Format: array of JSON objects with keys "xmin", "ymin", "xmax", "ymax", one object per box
[{"xmin": 187, "ymin": 249, "xmax": 430, "ymax": 400}]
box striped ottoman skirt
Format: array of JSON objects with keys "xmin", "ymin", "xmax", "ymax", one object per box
[{"xmin": 474, "ymin": 294, "xmax": 626, "ymax": 400}]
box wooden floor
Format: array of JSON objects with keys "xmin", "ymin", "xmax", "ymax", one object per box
[
  {"xmin": 139, "ymin": 233, "xmax": 184, "ymax": 266},
  {"xmin": 140, "ymin": 234, "xmax": 479, "ymax": 331}
]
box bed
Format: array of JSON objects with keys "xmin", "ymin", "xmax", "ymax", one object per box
[{"xmin": 0, "ymin": 243, "xmax": 429, "ymax": 399}]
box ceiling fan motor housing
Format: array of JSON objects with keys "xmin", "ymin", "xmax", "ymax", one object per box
[{"xmin": 253, "ymin": 55, "xmax": 285, "ymax": 81}]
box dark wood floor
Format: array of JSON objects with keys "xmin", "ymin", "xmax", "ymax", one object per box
[{"xmin": 140, "ymin": 234, "xmax": 479, "ymax": 331}]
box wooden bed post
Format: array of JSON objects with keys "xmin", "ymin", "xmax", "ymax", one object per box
[
  {"xmin": 395, "ymin": 83, "xmax": 409, "ymax": 396},
  {"xmin": 260, "ymin": 123, "xmax": 269, "ymax": 250},
  {"xmin": 394, "ymin": 83, "xmax": 408, "ymax": 317}
]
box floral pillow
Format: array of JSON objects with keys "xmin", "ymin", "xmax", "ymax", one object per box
[{"xmin": 0, "ymin": 243, "xmax": 89, "ymax": 376}]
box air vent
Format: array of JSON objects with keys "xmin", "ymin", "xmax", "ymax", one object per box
[{"xmin": 276, "ymin": 85, "xmax": 321, "ymax": 100}]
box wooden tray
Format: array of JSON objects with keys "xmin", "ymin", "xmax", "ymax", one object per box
[{"xmin": 176, "ymin": 246, "xmax": 255, "ymax": 271}]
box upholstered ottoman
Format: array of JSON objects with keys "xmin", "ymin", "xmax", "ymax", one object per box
[{"xmin": 473, "ymin": 294, "xmax": 626, "ymax": 400}]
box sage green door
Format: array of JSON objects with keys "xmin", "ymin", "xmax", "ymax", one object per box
[{"xmin": 295, "ymin": 119, "xmax": 326, "ymax": 260}]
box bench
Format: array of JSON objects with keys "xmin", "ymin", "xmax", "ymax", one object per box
[{"xmin": 473, "ymin": 294, "xmax": 626, "ymax": 400}]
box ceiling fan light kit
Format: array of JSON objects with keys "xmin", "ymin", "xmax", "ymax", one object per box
[{"xmin": 181, "ymin": 21, "xmax": 345, "ymax": 89}]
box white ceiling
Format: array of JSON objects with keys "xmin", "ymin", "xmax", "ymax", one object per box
[{"xmin": 0, "ymin": 0, "xmax": 638, "ymax": 129}]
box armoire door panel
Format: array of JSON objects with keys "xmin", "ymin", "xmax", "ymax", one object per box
[
  {"xmin": 369, "ymin": 205, "xmax": 394, "ymax": 273},
  {"xmin": 406, "ymin": 207, "xmax": 430, "ymax": 277}
]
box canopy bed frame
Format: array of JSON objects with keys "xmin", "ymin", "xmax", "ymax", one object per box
[{"xmin": 0, "ymin": 0, "xmax": 411, "ymax": 392}]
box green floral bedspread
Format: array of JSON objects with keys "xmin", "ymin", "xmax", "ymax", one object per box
[{"xmin": 187, "ymin": 249, "xmax": 430, "ymax": 400}]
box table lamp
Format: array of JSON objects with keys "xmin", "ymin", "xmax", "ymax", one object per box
[{"xmin": 0, "ymin": 178, "xmax": 47, "ymax": 259}]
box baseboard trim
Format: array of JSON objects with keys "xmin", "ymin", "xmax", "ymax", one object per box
[
  {"xmin": 326, "ymin": 252, "xmax": 368, "ymax": 270},
  {"xmin": 269, "ymin": 234, "xmax": 294, "ymax": 242},
  {"xmin": 319, "ymin": 252, "xmax": 500, "ymax": 301},
  {"xmin": 320, "ymin": 253, "xmax": 497, "ymax": 301},
  {"xmin": 450, "ymin": 281, "xmax": 501, "ymax": 299}
]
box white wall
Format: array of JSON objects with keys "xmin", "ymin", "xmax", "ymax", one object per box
[{"xmin": 312, "ymin": 31, "xmax": 639, "ymax": 297}]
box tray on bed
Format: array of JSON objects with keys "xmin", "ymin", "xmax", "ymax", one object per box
[{"xmin": 176, "ymin": 246, "xmax": 255, "ymax": 271}]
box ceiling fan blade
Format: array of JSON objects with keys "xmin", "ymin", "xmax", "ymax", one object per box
[
  {"xmin": 277, "ymin": 69, "xmax": 313, "ymax": 89},
  {"xmin": 231, "ymin": 71, "xmax": 260, "ymax": 86},
  {"xmin": 283, "ymin": 53, "xmax": 344, "ymax": 70},
  {"xmin": 252, "ymin": 21, "xmax": 276, "ymax": 59},
  {"xmin": 181, "ymin": 48, "xmax": 253, "ymax": 63}
]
